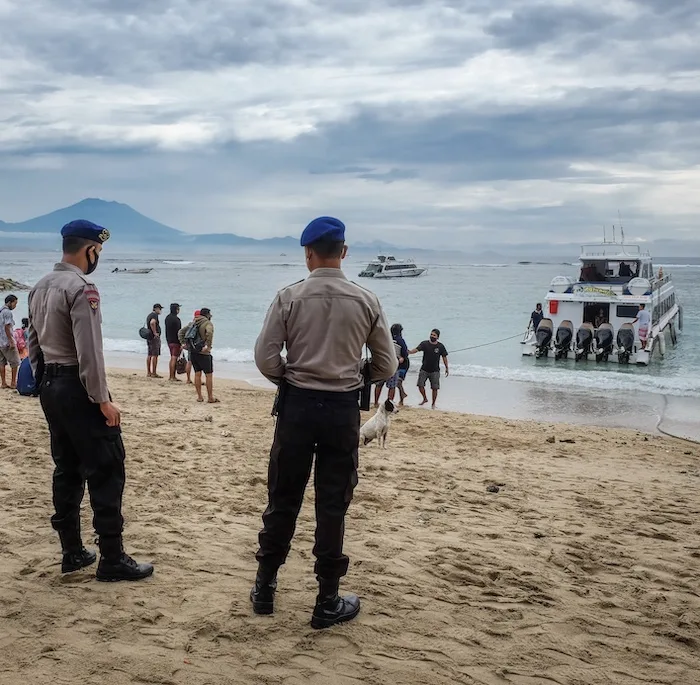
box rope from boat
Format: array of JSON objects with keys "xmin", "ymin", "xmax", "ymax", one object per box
[
  {"xmin": 450, "ymin": 333, "xmax": 525, "ymax": 354},
  {"xmin": 656, "ymin": 394, "xmax": 700, "ymax": 445}
]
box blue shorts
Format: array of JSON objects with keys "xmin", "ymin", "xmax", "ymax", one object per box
[
  {"xmin": 398, "ymin": 369, "xmax": 407, "ymax": 380},
  {"xmin": 386, "ymin": 372, "xmax": 399, "ymax": 389}
]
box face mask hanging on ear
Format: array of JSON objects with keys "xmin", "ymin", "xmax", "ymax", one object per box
[{"xmin": 86, "ymin": 247, "xmax": 100, "ymax": 274}]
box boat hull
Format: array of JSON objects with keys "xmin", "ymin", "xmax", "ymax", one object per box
[
  {"xmin": 359, "ymin": 268, "xmax": 426, "ymax": 278},
  {"xmin": 521, "ymin": 307, "xmax": 680, "ymax": 366}
]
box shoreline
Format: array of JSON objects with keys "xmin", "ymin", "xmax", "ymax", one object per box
[{"xmin": 104, "ymin": 352, "xmax": 700, "ymax": 442}]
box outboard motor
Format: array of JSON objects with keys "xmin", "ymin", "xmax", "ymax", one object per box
[
  {"xmin": 575, "ymin": 323, "xmax": 594, "ymax": 361},
  {"xmin": 535, "ymin": 318, "xmax": 553, "ymax": 358},
  {"xmin": 595, "ymin": 323, "xmax": 614, "ymax": 363},
  {"xmin": 617, "ymin": 323, "xmax": 635, "ymax": 364},
  {"xmin": 554, "ymin": 320, "xmax": 573, "ymax": 360}
]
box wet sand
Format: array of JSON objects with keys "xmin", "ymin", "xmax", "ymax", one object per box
[{"xmin": 1, "ymin": 370, "xmax": 699, "ymax": 684}]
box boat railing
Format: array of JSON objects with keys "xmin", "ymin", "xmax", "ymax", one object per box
[{"xmin": 652, "ymin": 274, "xmax": 672, "ymax": 291}]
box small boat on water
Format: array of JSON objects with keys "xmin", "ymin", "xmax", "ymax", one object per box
[
  {"xmin": 112, "ymin": 268, "xmax": 153, "ymax": 274},
  {"xmin": 358, "ymin": 255, "xmax": 426, "ymax": 279},
  {"xmin": 521, "ymin": 239, "xmax": 682, "ymax": 366}
]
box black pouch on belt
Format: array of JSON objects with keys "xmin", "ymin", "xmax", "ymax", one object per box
[
  {"xmin": 360, "ymin": 358, "xmax": 372, "ymax": 411},
  {"xmin": 271, "ymin": 378, "xmax": 288, "ymax": 417}
]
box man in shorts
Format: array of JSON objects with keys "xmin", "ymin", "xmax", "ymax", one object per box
[
  {"xmin": 1, "ymin": 294, "xmax": 20, "ymax": 389},
  {"xmin": 164, "ymin": 303, "xmax": 182, "ymax": 381},
  {"xmin": 145, "ymin": 304, "xmax": 163, "ymax": 378},
  {"xmin": 179, "ymin": 308, "xmax": 217, "ymax": 403},
  {"xmin": 633, "ymin": 303, "xmax": 651, "ymax": 350},
  {"xmin": 409, "ymin": 328, "xmax": 448, "ymax": 409}
]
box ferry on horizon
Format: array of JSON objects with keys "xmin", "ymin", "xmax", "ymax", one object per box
[
  {"xmin": 521, "ymin": 238, "xmax": 682, "ymax": 366},
  {"xmin": 358, "ymin": 255, "xmax": 426, "ymax": 278}
]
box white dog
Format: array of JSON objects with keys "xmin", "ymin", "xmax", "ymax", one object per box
[{"xmin": 360, "ymin": 399, "xmax": 399, "ymax": 448}]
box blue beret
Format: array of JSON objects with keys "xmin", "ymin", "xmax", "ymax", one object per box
[
  {"xmin": 61, "ymin": 219, "xmax": 110, "ymax": 243},
  {"xmin": 300, "ymin": 216, "xmax": 345, "ymax": 246}
]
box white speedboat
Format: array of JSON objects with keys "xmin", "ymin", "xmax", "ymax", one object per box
[
  {"xmin": 521, "ymin": 240, "xmax": 682, "ymax": 366},
  {"xmin": 358, "ymin": 255, "xmax": 426, "ymax": 278}
]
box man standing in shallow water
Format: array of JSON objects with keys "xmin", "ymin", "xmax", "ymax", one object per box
[{"xmin": 409, "ymin": 328, "xmax": 449, "ymax": 409}]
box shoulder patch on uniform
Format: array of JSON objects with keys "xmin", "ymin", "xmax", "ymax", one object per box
[
  {"xmin": 349, "ymin": 280, "xmax": 376, "ymax": 294},
  {"xmin": 84, "ymin": 287, "xmax": 100, "ymax": 312},
  {"xmin": 279, "ymin": 279, "xmax": 305, "ymax": 292}
]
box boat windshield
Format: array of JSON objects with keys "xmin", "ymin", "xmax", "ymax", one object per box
[
  {"xmin": 579, "ymin": 259, "xmax": 640, "ymax": 284},
  {"xmin": 365, "ymin": 263, "xmax": 382, "ymax": 273}
]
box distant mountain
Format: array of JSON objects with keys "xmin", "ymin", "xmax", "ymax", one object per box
[{"xmin": 0, "ymin": 198, "xmax": 184, "ymax": 243}]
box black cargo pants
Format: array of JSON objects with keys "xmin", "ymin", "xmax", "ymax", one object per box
[
  {"xmin": 256, "ymin": 384, "xmax": 360, "ymax": 579},
  {"xmin": 39, "ymin": 366, "xmax": 125, "ymax": 542}
]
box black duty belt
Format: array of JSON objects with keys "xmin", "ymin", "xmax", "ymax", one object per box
[
  {"xmin": 44, "ymin": 364, "xmax": 79, "ymax": 378},
  {"xmin": 285, "ymin": 384, "xmax": 361, "ymax": 401}
]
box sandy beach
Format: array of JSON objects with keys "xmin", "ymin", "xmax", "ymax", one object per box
[{"xmin": 1, "ymin": 370, "xmax": 699, "ymax": 685}]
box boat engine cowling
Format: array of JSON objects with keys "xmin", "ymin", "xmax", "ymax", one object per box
[
  {"xmin": 535, "ymin": 318, "xmax": 553, "ymax": 358},
  {"xmin": 617, "ymin": 323, "xmax": 635, "ymax": 364},
  {"xmin": 554, "ymin": 320, "xmax": 573, "ymax": 360},
  {"xmin": 595, "ymin": 323, "xmax": 614, "ymax": 362},
  {"xmin": 575, "ymin": 323, "xmax": 594, "ymax": 361}
]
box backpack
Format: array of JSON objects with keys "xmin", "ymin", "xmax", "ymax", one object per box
[
  {"xmin": 17, "ymin": 357, "xmax": 38, "ymax": 397},
  {"xmin": 138, "ymin": 326, "xmax": 150, "ymax": 340},
  {"xmin": 183, "ymin": 321, "xmax": 205, "ymax": 352}
]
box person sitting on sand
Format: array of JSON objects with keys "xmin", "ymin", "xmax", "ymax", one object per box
[
  {"xmin": 408, "ymin": 328, "xmax": 449, "ymax": 409},
  {"xmin": 14, "ymin": 317, "xmax": 30, "ymax": 360},
  {"xmin": 179, "ymin": 308, "xmax": 218, "ymax": 403}
]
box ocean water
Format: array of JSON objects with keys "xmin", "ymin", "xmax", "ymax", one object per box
[{"xmin": 3, "ymin": 250, "xmax": 700, "ymax": 435}]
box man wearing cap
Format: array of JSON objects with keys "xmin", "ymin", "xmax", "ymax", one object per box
[
  {"xmin": 178, "ymin": 307, "xmax": 217, "ymax": 402},
  {"xmin": 164, "ymin": 303, "xmax": 182, "ymax": 382},
  {"xmin": 252, "ymin": 216, "xmax": 397, "ymax": 629},
  {"xmin": 145, "ymin": 303, "xmax": 163, "ymax": 378},
  {"xmin": 27, "ymin": 220, "xmax": 154, "ymax": 582}
]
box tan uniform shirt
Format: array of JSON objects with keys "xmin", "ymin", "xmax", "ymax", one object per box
[
  {"xmin": 255, "ymin": 267, "xmax": 398, "ymax": 392},
  {"xmin": 27, "ymin": 263, "xmax": 110, "ymax": 404}
]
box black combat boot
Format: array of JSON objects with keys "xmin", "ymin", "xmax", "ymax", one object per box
[
  {"xmin": 59, "ymin": 529, "xmax": 97, "ymax": 573},
  {"xmin": 96, "ymin": 536, "xmax": 154, "ymax": 582},
  {"xmin": 311, "ymin": 578, "xmax": 361, "ymax": 629},
  {"xmin": 250, "ymin": 565, "xmax": 278, "ymax": 615}
]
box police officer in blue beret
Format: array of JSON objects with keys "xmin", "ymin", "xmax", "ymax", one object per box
[
  {"xmin": 27, "ymin": 220, "xmax": 154, "ymax": 581},
  {"xmin": 252, "ymin": 216, "xmax": 397, "ymax": 628}
]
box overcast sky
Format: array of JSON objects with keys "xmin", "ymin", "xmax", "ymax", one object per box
[{"xmin": 1, "ymin": 0, "xmax": 698, "ymax": 248}]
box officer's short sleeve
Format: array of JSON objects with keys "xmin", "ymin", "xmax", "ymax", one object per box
[
  {"xmin": 70, "ymin": 284, "xmax": 110, "ymax": 403},
  {"xmin": 27, "ymin": 289, "xmax": 42, "ymax": 377},
  {"xmin": 254, "ymin": 292, "xmax": 287, "ymax": 384}
]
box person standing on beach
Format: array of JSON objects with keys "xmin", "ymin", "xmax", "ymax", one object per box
[
  {"xmin": 409, "ymin": 328, "xmax": 449, "ymax": 409},
  {"xmin": 179, "ymin": 308, "xmax": 217, "ymax": 403},
  {"xmin": 252, "ymin": 216, "xmax": 397, "ymax": 629},
  {"xmin": 164, "ymin": 303, "xmax": 182, "ymax": 382},
  {"xmin": 27, "ymin": 220, "xmax": 153, "ymax": 581},
  {"xmin": 1, "ymin": 295, "xmax": 20, "ymax": 389},
  {"xmin": 373, "ymin": 323, "xmax": 408, "ymax": 407},
  {"xmin": 145, "ymin": 304, "xmax": 163, "ymax": 378}
]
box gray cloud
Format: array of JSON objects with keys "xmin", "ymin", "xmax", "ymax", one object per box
[{"xmin": 0, "ymin": 0, "xmax": 698, "ymax": 247}]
